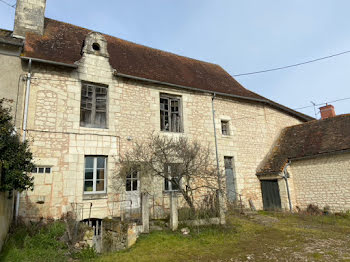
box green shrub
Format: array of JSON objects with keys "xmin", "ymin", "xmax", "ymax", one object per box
[
  {"xmin": 72, "ymin": 246, "xmax": 97, "ymax": 261},
  {"xmin": 0, "ymin": 221, "xmax": 68, "ymax": 262}
]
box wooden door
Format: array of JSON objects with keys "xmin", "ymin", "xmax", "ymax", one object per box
[
  {"xmin": 224, "ymin": 157, "xmax": 236, "ymax": 202},
  {"xmin": 261, "ymin": 180, "xmax": 281, "ymax": 210},
  {"xmin": 125, "ymin": 170, "xmax": 140, "ymax": 209}
]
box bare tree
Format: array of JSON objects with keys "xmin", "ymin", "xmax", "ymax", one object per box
[{"xmin": 117, "ymin": 134, "xmax": 218, "ymax": 212}]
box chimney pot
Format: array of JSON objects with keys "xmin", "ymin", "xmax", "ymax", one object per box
[{"xmin": 319, "ymin": 104, "xmax": 336, "ymax": 120}]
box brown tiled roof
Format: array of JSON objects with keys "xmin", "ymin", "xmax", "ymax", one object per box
[
  {"xmin": 24, "ymin": 19, "xmax": 264, "ymax": 99},
  {"xmin": 257, "ymin": 114, "xmax": 350, "ymax": 176},
  {"xmin": 0, "ymin": 29, "xmax": 23, "ymax": 46},
  {"xmin": 23, "ymin": 18, "xmax": 312, "ymax": 121}
]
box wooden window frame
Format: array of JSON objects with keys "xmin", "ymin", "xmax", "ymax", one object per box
[
  {"xmin": 84, "ymin": 156, "xmax": 107, "ymax": 194},
  {"xmin": 160, "ymin": 93, "xmax": 183, "ymax": 133},
  {"xmin": 80, "ymin": 82, "xmax": 108, "ymax": 129},
  {"xmin": 221, "ymin": 120, "xmax": 230, "ymax": 136},
  {"xmin": 126, "ymin": 170, "xmax": 139, "ymax": 192},
  {"xmin": 164, "ymin": 164, "xmax": 181, "ymax": 192},
  {"xmin": 31, "ymin": 166, "xmax": 52, "ymax": 174}
]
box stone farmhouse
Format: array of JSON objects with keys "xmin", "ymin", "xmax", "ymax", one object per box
[{"xmin": 0, "ymin": 0, "xmax": 349, "ymax": 234}]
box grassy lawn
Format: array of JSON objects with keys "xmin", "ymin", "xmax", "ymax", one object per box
[
  {"xmin": 98, "ymin": 212, "xmax": 350, "ymax": 262},
  {"xmin": 1, "ymin": 212, "xmax": 350, "ymax": 261}
]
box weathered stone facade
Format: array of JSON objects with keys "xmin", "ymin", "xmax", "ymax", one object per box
[
  {"xmin": 287, "ymin": 152, "xmax": 350, "ymax": 212},
  {"xmin": 18, "ymin": 33, "xmax": 303, "ymax": 220}
]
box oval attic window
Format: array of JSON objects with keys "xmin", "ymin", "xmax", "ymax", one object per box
[{"xmin": 92, "ymin": 43, "xmax": 100, "ymax": 51}]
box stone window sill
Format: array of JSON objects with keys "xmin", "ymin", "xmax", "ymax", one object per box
[{"xmin": 83, "ymin": 193, "xmax": 108, "ymax": 200}]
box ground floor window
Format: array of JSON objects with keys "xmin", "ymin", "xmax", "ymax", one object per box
[
  {"xmin": 164, "ymin": 164, "xmax": 180, "ymax": 192},
  {"xmin": 84, "ymin": 156, "xmax": 107, "ymax": 193},
  {"xmin": 32, "ymin": 166, "xmax": 51, "ymax": 174}
]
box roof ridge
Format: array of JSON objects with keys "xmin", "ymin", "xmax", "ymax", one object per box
[
  {"xmin": 44, "ymin": 17, "xmax": 223, "ymax": 69},
  {"xmin": 284, "ymin": 113, "xmax": 350, "ymax": 130}
]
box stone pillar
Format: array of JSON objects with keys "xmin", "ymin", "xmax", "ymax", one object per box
[
  {"xmin": 141, "ymin": 193, "xmax": 149, "ymax": 233},
  {"xmin": 216, "ymin": 190, "xmax": 226, "ymax": 225},
  {"xmin": 170, "ymin": 192, "xmax": 178, "ymax": 231}
]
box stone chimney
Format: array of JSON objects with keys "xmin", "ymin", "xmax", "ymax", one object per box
[
  {"xmin": 319, "ymin": 104, "xmax": 336, "ymax": 120},
  {"xmin": 13, "ymin": 0, "xmax": 47, "ymax": 38}
]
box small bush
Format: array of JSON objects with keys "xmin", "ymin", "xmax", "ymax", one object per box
[
  {"xmin": 0, "ymin": 221, "xmax": 68, "ymax": 262},
  {"xmin": 72, "ymin": 246, "xmax": 97, "ymax": 261},
  {"xmin": 305, "ymin": 204, "xmax": 323, "ymax": 215},
  {"xmin": 178, "ymin": 207, "xmax": 217, "ymax": 221}
]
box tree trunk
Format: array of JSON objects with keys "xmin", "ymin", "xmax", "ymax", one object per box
[{"xmin": 182, "ymin": 190, "xmax": 196, "ymax": 214}]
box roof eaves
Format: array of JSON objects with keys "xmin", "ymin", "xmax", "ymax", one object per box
[
  {"xmin": 114, "ymin": 71, "xmax": 313, "ymax": 122},
  {"xmin": 21, "ymin": 56, "xmax": 78, "ymax": 68}
]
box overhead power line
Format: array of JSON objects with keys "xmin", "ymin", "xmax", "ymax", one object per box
[
  {"xmin": 233, "ymin": 50, "xmax": 350, "ymax": 77},
  {"xmin": 0, "ymin": 0, "xmax": 15, "ymax": 8}
]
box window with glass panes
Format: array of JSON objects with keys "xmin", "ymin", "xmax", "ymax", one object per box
[
  {"xmin": 80, "ymin": 82, "xmax": 108, "ymax": 128},
  {"xmin": 32, "ymin": 166, "xmax": 51, "ymax": 174},
  {"xmin": 84, "ymin": 156, "xmax": 107, "ymax": 193},
  {"xmin": 126, "ymin": 170, "xmax": 138, "ymax": 191},
  {"xmin": 160, "ymin": 94, "xmax": 182, "ymax": 132},
  {"xmin": 221, "ymin": 120, "xmax": 230, "ymax": 136},
  {"xmin": 164, "ymin": 164, "xmax": 180, "ymax": 191}
]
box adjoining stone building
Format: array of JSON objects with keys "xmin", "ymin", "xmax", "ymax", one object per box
[
  {"xmin": 258, "ymin": 106, "xmax": 350, "ymax": 212},
  {"xmin": 0, "ymin": 0, "xmax": 321, "ymax": 223}
]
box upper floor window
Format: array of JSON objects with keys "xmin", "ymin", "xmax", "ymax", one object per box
[
  {"xmin": 160, "ymin": 94, "xmax": 182, "ymax": 133},
  {"xmin": 221, "ymin": 120, "xmax": 230, "ymax": 136},
  {"xmin": 80, "ymin": 82, "xmax": 108, "ymax": 128},
  {"xmin": 84, "ymin": 156, "xmax": 107, "ymax": 194}
]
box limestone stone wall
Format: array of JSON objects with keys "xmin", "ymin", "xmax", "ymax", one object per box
[
  {"xmin": 18, "ymin": 35, "xmax": 304, "ymax": 220},
  {"xmin": 288, "ymin": 152, "xmax": 350, "ymax": 212}
]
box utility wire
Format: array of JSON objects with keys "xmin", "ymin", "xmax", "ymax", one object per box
[
  {"xmin": 0, "ymin": 0, "xmax": 15, "ymax": 8},
  {"xmin": 233, "ymin": 50, "xmax": 350, "ymax": 77},
  {"xmin": 227, "ymin": 96, "xmax": 350, "ymax": 122}
]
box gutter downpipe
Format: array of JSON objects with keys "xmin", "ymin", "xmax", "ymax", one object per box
[
  {"xmin": 281, "ymin": 161, "xmax": 292, "ymax": 212},
  {"xmin": 211, "ymin": 93, "xmax": 225, "ymax": 224},
  {"xmin": 15, "ymin": 58, "xmax": 32, "ymax": 223},
  {"xmin": 211, "ymin": 93, "xmax": 221, "ymax": 191}
]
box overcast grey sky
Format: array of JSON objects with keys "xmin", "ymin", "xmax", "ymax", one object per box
[{"xmin": 1, "ymin": 0, "xmax": 349, "ymax": 118}]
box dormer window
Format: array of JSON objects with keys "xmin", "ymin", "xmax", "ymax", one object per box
[{"xmin": 82, "ymin": 32, "xmax": 109, "ymax": 57}]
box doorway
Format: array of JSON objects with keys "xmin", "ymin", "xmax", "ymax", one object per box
[
  {"xmin": 260, "ymin": 180, "xmax": 281, "ymax": 210},
  {"xmin": 125, "ymin": 170, "xmax": 140, "ymax": 210},
  {"xmin": 224, "ymin": 156, "xmax": 236, "ymax": 202}
]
